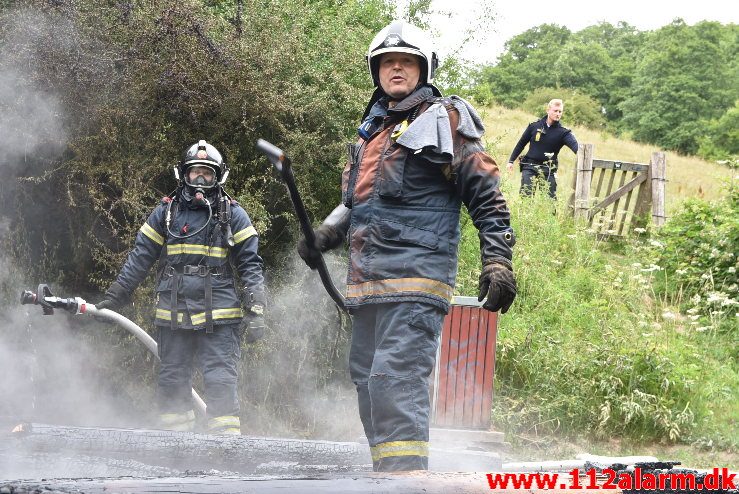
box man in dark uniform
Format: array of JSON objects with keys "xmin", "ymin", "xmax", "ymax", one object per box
[
  {"xmin": 507, "ymin": 99, "xmax": 578, "ymax": 197},
  {"xmin": 297, "ymin": 21, "xmax": 516, "ymax": 471},
  {"xmin": 97, "ymin": 140, "xmax": 265, "ymax": 435}
]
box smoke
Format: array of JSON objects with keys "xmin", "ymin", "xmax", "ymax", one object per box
[
  {"xmin": 240, "ymin": 249, "xmax": 364, "ymax": 442},
  {"xmin": 0, "ymin": 5, "xmax": 148, "ymax": 436},
  {"xmin": 0, "ymin": 8, "xmax": 68, "ymax": 183},
  {"xmin": 0, "ymin": 303, "xmax": 155, "ymax": 430}
]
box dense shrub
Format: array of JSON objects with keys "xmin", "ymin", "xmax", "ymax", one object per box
[
  {"xmin": 455, "ymin": 181, "xmax": 737, "ymax": 445},
  {"xmin": 648, "ymin": 183, "xmax": 738, "ymax": 334},
  {"xmin": 520, "ymin": 88, "xmax": 606, "ymax": 129}
]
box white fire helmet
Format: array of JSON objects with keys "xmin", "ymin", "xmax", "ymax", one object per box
[{"xmin": 366, "ymin": 20, "xmax": 439, "ymax": 87}]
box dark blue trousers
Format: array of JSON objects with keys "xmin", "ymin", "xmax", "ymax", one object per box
[
  {"xmin": 349, "ymin": 302, "xmax": 444, "ymax": 471},
  {"xmin": 157, "ymin": 324, "xmax": 241, "ymax": 417},
  {"xmin": 521, "ymin": 164, "xmax": 557, "ymax": 197}
]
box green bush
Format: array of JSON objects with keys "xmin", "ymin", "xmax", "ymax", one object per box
[
  {"xmin": 521, "ymin": 88, "xmax": 606, "ymax": 129},
  {"xmin": 455, "ymin": 180, "xmax": 737, "ymax": 445},
  {"xmin": 648, "ymin": 183, "xmax": 738, "ymax": 334}
]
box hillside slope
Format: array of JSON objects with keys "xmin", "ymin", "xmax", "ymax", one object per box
[{"xmin": 479, "ymin": 106, "xmax": 734, "ymax": 211}]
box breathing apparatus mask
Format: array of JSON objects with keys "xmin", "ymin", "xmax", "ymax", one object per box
[
  {"xmin": 167, "ymin": 140, "xmax": 234, "ymax": 244},
  {"xmin": 175, "ymin": 140, "xmax": 229, "ymax": 206}
]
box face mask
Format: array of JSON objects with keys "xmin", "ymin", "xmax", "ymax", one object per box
[{"xmin": 192, "ymin": 175, "xmax": 210, "ymax": 187}]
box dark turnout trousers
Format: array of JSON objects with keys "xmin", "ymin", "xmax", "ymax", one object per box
[
  {"xmin": 349, "ymin": 302, "xmax": 444, "ymax": 471},
  {"xmin": 521, "ymin": 163, "xmax": 557, "ymax": 198},
  {"xmin": 157, "ymin": 323, "xmax": 242, "ymax": 418}
]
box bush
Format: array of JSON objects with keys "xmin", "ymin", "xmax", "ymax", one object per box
[
  {"xmin": 648, "ymin": 183, "xmax": 738, "ymax": 334},
  {"xmin": 455, "ymin": 180, "xmax": 737, "ymax": 445},
  {"xmin": 521, "ymin": 88, "xmax": 606, "ymax": 129}
]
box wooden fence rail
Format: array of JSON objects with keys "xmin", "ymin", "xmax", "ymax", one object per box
[{"xmin": 569, "ymin": 145, "xmax": 666, "ymax": 236}]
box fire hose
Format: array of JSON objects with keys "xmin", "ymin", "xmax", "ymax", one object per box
[
  {"xmin": 20, "ymin": 284, "xmax": 207, "ymax": 417},
  {"xmin": 256, "ymin": 139, "xmax": 347, "ymax": 312}
]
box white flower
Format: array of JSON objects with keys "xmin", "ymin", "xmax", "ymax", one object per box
[
  {"xmin": 662, "ymin": 311, "xmax": 676, "ymax": 320},
  {"xmin": 633, "ymin": 228, "xmax": 647, "ymax": 234},
  {"xmin": 649, "ymin": 240, "xmax": 664, "ymax": 248},
  {"xmin": 696, "ymin": 326, "xmax": 712, "ymax": 332}
]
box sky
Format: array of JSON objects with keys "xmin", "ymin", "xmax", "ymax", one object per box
[{"xmin": 426, "ymin": 0, "xmax": 739, "ymax": 64}]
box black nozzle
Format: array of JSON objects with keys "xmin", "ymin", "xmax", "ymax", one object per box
[{"xmin": 20, "ymin": 290, "xmax": 37, "ymax": 305}]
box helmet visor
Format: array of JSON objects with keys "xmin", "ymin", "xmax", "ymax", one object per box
[{"xmin": 184, "ymin": 164, "xmax": 217, "ymax": 189}]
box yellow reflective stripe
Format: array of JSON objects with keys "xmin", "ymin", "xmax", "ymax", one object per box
[
  {"xmin": 233, "ymin": 225, "xmax": 257, "ymax": 244},
  {"xmin": 208, "ymin": 415, "xmax": 240, "ymax": 429},
  {"xmin": 167, "ymin": 244, "xmax": 228, "ymax": 258},
  {"xmin": 155, "ymin": 309, "xmax": 184, "ymax": 323},
  {"xmin": 370, "ymin": 440, "xmax": 429, "ymax": 461},
  {"xmin": 346, "ymin": 278, "xmax": 453, "ymax": 301},
  {"xmin": 140, "ymin": 223, "xmax": 165, "ymax": 246},
  {"xmin": 159, "ymin": 410, "xmax": 195, "ymax": 431},
  {"xmin": 190, "ymin": 307, "xmax": 243, "ymax": 326}
]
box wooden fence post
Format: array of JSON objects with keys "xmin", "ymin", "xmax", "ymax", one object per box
[
  {"xmin": 573, "ymin": 144, "xmax": 594, "ymax": 222},
  {"xmin": 650, "ymin": 152, "xmax": 666, "ymax": 227}
]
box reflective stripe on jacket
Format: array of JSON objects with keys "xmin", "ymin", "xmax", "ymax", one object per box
[
  {"xmin": 114, "ymin": 195, "xmax": 264, "ymax": 328},
  {"xmin": 341, "ymin": 86, "xmax": 514, "ymax": 312}
]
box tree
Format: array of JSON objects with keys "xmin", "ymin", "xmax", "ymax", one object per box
[
  {"xmin": 620, "ymin": 20, "xmax": 737, "ymax": 154},
  {"xmin": 478, "ymin": 24, "xmax": 572, "ymax": 107}
]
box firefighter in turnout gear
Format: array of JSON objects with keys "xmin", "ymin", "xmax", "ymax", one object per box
[
  {"xmin": 97, "ymin": 140, "xmax": 265, "ymax": 434},
  {"xmin": 297, "ymin": 21, "xmax": 516, "ymax": 471}
]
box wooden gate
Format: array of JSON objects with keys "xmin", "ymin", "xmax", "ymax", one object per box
[
  {"xmin": 430, "ymin": 296, "xmax": 497, "ymax": 429},
  {"xmin": 570, "ymin": 144, "xmax": 666, "ymax": 236}
]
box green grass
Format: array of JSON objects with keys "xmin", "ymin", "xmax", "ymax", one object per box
[
  {"xmin": 478, "ymin": 105, "xmax": 735, "ymax": 212},
  {"xmin": 455, "ymin": 176, "xmax": 737, "ymax": 459}
]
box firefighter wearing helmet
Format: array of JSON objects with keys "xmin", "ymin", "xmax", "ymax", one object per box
[
  {"xmin": 97, "ymin": 140, "xmax": 265, "ymax": 435},
  {"xmin": 298, "ymin": 21, "xmax": 517, "ymax": 471}
]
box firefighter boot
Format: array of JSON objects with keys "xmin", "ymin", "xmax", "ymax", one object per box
[
  {"xmin": 159, "ymin": 410, "xmax": 196, "ymax": 432},
  {"xmin": 208, "ymin": 415, "xmax": 241, "ymax": 435}
]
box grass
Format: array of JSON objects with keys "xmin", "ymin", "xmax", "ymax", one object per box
[
  {"xmin": 452, "ymin": 111, "xmax": 738, "ymax": 466},
  {"xmin": 478, "ymin": 105, "xmax": 735, "ymax": 211}
]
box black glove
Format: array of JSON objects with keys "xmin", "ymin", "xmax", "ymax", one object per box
[
  {"xmin": 477, "ymin": 260, "xmax": 517, "ymax": 314},
  {"xmin": 297, "ymin": 224, "xmax": 344, "ymax": 270},
  {"xmin": 241, "ymin": 304, "xmax": 266, "ymax": 344},
  {"xmin": 96, "ymin": 281, "xmax": 131, "ymax": 311}
]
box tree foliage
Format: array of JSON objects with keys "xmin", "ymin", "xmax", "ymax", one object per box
[
  {"xmin": 521, "ymin": 88, "xmax": 606, "ymax": 129},
  {"xmin": 0, "ymin": 0, "xmax": 391, "ymax": 292},
  {"xmin": 474, "ymin": 19, "xmax": 738, "ymax": 158}
]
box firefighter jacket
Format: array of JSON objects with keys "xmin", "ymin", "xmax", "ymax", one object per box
[
  {"xmin": 112, "ymin": 192, "xmax": 264, "ymax": 329},
  {"xmin": 339, "ymin": 85, "xmax": 514, "ymax": 313}
]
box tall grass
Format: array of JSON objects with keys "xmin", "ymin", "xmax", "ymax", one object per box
[
  {"xmin": 455, "ymin": 179, "xmax": 738, "ymax": 447},
  {"xmin": 478, "ymin": 105, "xmax": 734, "ymax": 211}
]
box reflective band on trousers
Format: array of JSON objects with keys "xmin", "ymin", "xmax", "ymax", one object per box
[
  {"xmin": 370, "ymin": 440, "xmax": 429, "ymax": 462},
  {"xmin": 208, "ymin": 415, "xmax": 241, "ymax": 435},
  {"xmin": 159, "ymin": 410, "xmax": 195, "ymax": 432},
  {"xmin": 155, "ymin": 307, "xmax": 243, "ymax": 325},
  {"xmin": 347, "ymin": 277, "xmax": 453, "ymax": 302}
]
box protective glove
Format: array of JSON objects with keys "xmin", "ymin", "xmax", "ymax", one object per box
[
  {"xmin": 477, "ymin": 259, "xmax": 517, "ymax": 314},
  {"xmin": 241, "ymin": 304, "xmax": 266, "ymax": 344},
  {"xmin": 95, "ymin": 281, "xmax": 131, "ymax": 311},
  {"xmin": 297, "ymin": 224, "xmax": 345, "ymax": 270}
]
